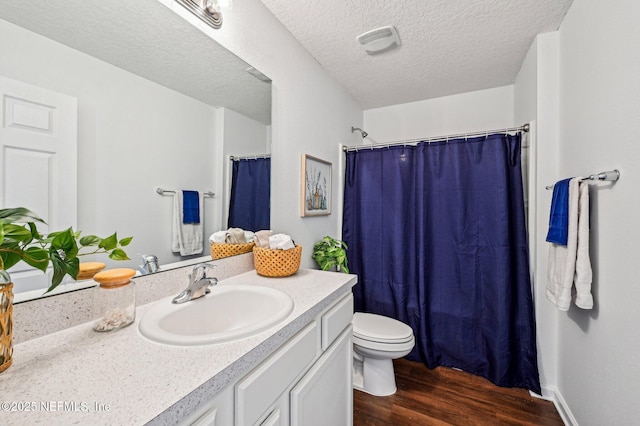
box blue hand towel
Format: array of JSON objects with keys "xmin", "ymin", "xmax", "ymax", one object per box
[
  {"xmin": 546, "ymin": 178, "xmax": 572, "ymax": 245},
  {"xmin": 182, "ymin": 190, "xmax": 200, "ymax": 224}
]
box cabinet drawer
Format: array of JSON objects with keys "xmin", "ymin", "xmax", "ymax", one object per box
[
  {"xmin": 321, "ymin": 293, "xmax": 353, "ymax": 351},
  {"xmin": 236, "ymin": 321, "xmax": 318, "ymax": 425}
]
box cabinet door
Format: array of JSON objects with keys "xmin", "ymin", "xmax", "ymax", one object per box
[
  {"xmin": 236, "ymin": 322, "xmax": 318, "ymax": 426},
  {"xmin": 180, "ymin": 384, "xmax": 234, "ymax": 426},
  {"xmin": 290, "ymin": 326, "xmax": 352, "ymax": 426},
  {"xmin": 259, "ymin": 403, "xmax": 285, "ymax": 426}
]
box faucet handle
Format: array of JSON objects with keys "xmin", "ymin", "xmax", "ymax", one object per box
[{"xmin": 192, "ymin": 263, "xmax": 216, "ymax": 279}]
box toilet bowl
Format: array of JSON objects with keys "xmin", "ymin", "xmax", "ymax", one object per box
[{"xmin": 352, "ymin": 312, "xmax": 415, "ymax": 396}]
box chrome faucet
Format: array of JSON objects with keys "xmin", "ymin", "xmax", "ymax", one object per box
[
  {"xmin": 140, "ymin": 254, "xmax": 160, "ymax": 274},
  {"xmin": 172, "ymin": 263, "xmax": 218, "ymax": 304}
]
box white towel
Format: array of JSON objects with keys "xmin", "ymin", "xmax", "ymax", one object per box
[
  {"xmin": 210, "ymin": 229, "xmax": 255, "ymax": 244},
  {"xmin": 209, "ymin": 231, "xmax": 227, "ymax": 244},
  {"xmin": 244, "ymin": 231, "xmax": 256, "ymax": 243},
  {"xmin": 254, "ymin": 230, "xmax": 273, "ymax": 248},
  {"xmin": 546, "ymin": 179, "xmax": 593, "ymax": 310},
  {"xmin": 574, "ymin": 181, "xmax": 593, "ymax": 309},
  {"xmin": 269, "ymin": 233, "xmax": 295, "ymax": 250},
  {"xmin": 172, "ymin": 191, "xmax": 203, "ymax": 256}
]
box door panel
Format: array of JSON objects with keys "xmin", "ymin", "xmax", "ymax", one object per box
[{"xmin": 0, "ymin": 76, "xmax": 77, "ymax": 292}]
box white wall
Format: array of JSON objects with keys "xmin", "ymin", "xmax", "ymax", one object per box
[
  {"xmin": 363, "ymin": 86, "xmax": 514, "ymax": 143},
  {"xmin": 514, "ymin": 33, "xmax": 562, "ymax": 399},
  {"xmin": 553, "ymin": 0, "xmax": 640, "ymax": 423},
  {"xmin": 0, "ymin": 18, "xmax": 221, "ymax": 269},
  {"xmin": 514, "ymin": 0, "xmax": 640, "ymax": 422},
  {"xmin": 160, "ymin": 0, "xmax": 364, "ymax": 268}
]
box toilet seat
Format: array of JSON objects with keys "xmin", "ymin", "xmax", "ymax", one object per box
[{"xmin": 352, "ymin": 312, "xmax": 414, "ymax": 344}]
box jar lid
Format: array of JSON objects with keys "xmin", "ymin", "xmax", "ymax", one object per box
[
  {"xmin": 77, "ymin": 262, "xmax": 107, "ymax": 280},
  {"xmin": 93, "ymin": 268, "xmax": 136, "ymax": 288}
]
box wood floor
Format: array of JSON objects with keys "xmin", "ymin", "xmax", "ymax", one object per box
[{"xmin": 353, "ymin": 358, "xmax": 563, "ymax": 426}]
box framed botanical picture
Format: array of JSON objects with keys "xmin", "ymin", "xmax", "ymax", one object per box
[{"xmin": 301, "ymin": 154, "xmax": 332, "ymax": 216}]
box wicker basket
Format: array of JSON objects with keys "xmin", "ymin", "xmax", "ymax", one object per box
[
  {"xmin": 254, "ymin": 245, "xmax": 302, "ymax": 277},
  {"xmin": 0, "ymin": 282, "xmax": 13, "ymax": 374},
  {"xmin": 210, "ymin": 242, "xmax": 255, "ymax": 260}
]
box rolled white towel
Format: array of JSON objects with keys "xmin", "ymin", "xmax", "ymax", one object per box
[
  {"xmin": 269, "ymin": 233, "xmax": 295, "ymax": 250},
  {"xmin": 244, "ymin": 231, "xmax": 256, "ymax": 243},
  {"xmin": 254, "ymin": 230, "xmax": 273, "ymax": 248},
  {"xmin": 209, "ymin": 230, "xmax": 228, "ymax": 244},
  {"xmin": 226, "ymin": 228, "xmax": 246, "ymax": 244}
]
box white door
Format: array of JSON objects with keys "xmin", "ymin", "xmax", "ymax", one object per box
[{"xmin": 0, "ymin": 76, "xmax": 78, "ymax": 293}]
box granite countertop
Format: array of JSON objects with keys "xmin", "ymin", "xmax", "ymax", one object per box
[{"xmin": 0, "ymin": 269, "xmax": 356, "ymax": 425}]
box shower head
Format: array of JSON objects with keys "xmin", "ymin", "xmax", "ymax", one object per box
[{"xmin": 351, "ymin": 127, "xmax": 368, "ymax": 139}]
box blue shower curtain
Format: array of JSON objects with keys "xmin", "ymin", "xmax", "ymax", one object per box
[
  {"xmin": 342, "ymin": 133, "xmax": 540, "ymax": 394},
  {"xmin": 228, "ymin": 157, "xmax": 270, "ymax": 231}
]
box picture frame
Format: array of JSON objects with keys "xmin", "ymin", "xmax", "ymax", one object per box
[{"xmin": 301, "ymin": 154, "xmax": 332, "ymax": 216}]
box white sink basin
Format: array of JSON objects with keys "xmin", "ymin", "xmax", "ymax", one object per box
[{"xmin": 138, "ymin": 285, "xmax": 294, "ymax": 346}]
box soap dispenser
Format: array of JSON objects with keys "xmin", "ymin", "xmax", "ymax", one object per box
[{"xmin": 92, "ymin": 268, "xmax": 137, "ymax": 332}]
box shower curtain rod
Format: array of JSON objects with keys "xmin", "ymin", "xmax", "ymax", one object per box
[
  {"xmin": 342, "ymin": 123, "xmax": 530, "ymax": 152},
  {"xmin": 229, "ymin": 154, "xmax": 271, "ymax": 161}
]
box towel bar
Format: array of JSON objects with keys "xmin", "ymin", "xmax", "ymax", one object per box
[
  {"xmin": 156, "ymin": 188, "xmax": 215, "ymax": 197},
  {"xmin": 545, "ymin": 169, "xmax": 620, "ymax": 190}
]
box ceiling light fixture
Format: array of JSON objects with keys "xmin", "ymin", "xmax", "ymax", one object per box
[{"xmin": 356, "ymin": 26, "xmax": 401, "ymax": 55}]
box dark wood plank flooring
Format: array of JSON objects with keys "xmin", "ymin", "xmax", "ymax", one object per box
[{"xmin": 354, "ymin": 358, "xmax": 563, "ymax": 425}]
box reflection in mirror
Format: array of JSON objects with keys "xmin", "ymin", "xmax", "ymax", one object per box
[
  {"xmin": 0, "ymin": 0, "xmax": 271, "ymax": 302},
  {"xmin": 227, "ymin": 155, "xmax": 271, "ymax": 231}
]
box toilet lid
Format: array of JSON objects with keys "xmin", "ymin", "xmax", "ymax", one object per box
[{"xmin": 352, "ymin": 312, "xmax": 414, "ymax": 344}]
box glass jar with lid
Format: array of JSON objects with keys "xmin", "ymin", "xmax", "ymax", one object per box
[{"xmin": 92, "ymin": 268, "xmax": 136, "ymax": 332}]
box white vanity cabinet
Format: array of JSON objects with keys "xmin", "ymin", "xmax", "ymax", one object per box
[
  {"xmin": 290, "ymin": 327, "xmax": 352, "ymax": 426},
  {"xmin": 237, "ymin": 293, "xmax": 354, "ymax": 426},
  {"xmin": 183, "ymin": 292, "xmax": 354, "ymax": 426}
]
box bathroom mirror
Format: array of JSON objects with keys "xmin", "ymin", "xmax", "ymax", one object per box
[{"xmin": 0, "ymin": 0, "xmax": 271, "ymax": 301}]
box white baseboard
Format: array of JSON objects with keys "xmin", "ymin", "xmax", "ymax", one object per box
[{"xmin": 530, "ymin": 385, "xmax": 578, "ymax": 426}]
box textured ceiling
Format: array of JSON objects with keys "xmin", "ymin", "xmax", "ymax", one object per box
[
  {"xmin": 261, "ymin": 0, "xmax": 573, "ymax": 109},
  {"xmin": 0, "ymin": 0, "xmax": 271, "ymax": 124}
]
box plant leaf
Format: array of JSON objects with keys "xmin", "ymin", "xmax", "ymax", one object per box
[
  {"xmin": 47, "ymin": 249, "xmax": 67, "ymax": 291},
  {"xmin": 118, "ymin": 236, "xmax": 133, "ymax": 247},
  {"xmin": 0, "ymin": 250, "xmax": 21, "ymax": 270},
  {"xmin": 22, "ymin": 247, "xmax": 49, "ymax": 272},
  {"xmin": 51, "ymin": 228, "xmax": 79, "ymax": 259},
  {"xmin": 79, "ymin": 235, "xmax": 102, "ymax": 247},
  {"xmin": 2, "ymin": 224, "xmax": 33, "ymax": 243},
  {"xmin": 65, "ymin": 257, "xmax": 80, "ymax": 281},
  {"xmin": 108, "ymin": 248, "xmax": 130, "ymax": 261},
  {"xmin": 27, "ymin": 222, "xmax": 42, "ymax": 240},
  {"xmin": 0, "ymin": 207, "xmax": 46, "ymax": 224},
  {"xmin": 99, "ymin": 233, "xmax": 118, "ymax": 251}
]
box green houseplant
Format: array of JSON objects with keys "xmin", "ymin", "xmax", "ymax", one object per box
[
  {"xmin": 312, "ymin": 236, "xmax": 349, "ymax": 273},
  {"xmin": 0, "ymin": 207, "xmax": 133, "ymax": 373},
  {"xmin": 0, "ymin": 207, "xmax": 132, "ymax": 293}
]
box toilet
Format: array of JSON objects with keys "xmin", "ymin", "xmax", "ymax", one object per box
[{"xmin": 352, "ymin": 312, "xmax": 415, "ymax": 396}]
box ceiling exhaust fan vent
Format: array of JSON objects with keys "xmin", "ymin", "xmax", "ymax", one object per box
[{"xmin": 356, "ymin": 26, "xmax": 401, "ymax": 55}]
